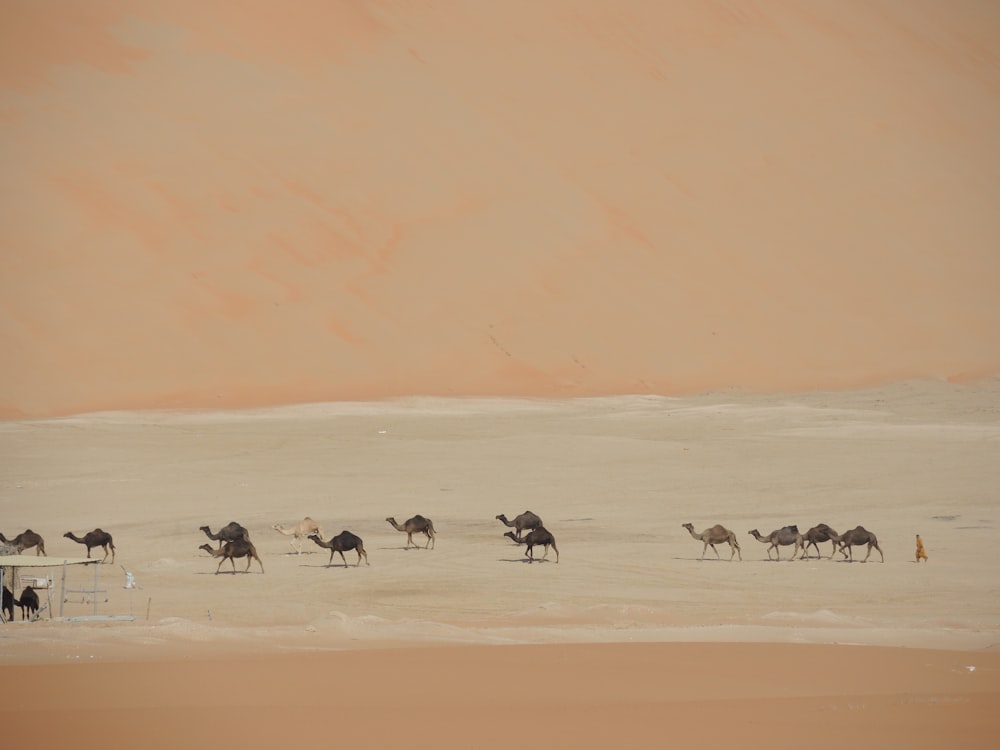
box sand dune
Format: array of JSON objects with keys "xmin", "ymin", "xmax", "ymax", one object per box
[
  {"xmin": 2, "ymin": 1, "xmax": 999, "ymax": 418},
  {"xmin": 2, "ymin": 4, "xmax": 1000, "ymax": 748}
]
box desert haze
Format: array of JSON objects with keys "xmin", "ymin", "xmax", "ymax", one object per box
[{"xmin": 1, "ymin": 2, "xmax": 999, "ymax": 749}]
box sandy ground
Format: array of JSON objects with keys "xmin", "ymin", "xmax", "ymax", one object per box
[
  {"xmin": 1, "ymin": 380, "xmax": 999, "ymax": 747},
  {"xmin": 3, "ymin": 2, "xmax": 1000, "ymax": 747}
]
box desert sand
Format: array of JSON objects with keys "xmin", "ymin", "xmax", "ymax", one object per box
[
  {"xmin": 2, "ymin": 2, "xmax": 1000, "ymax": 748},
  {"xmin": 2, "ymin": 381, "xmax": 1000, "ymax": 747}
]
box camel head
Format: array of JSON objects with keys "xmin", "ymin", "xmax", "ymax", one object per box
[{"xmin": 681, "ymin": 523, "xmax": 693, "ymax": 532}]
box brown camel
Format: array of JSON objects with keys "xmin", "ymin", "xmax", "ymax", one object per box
[
  {"xmin": 0, "ymin": 530, "xmax": 46, "ymax": 556},
  {"xmin": 272, "ymin": 517, "xmax": 325, "ymax": 554},
  {"xmin": 504, "ymin": 527, "xmax": 559, "ymax": 563},
  {"xmin": 2, "ymin": 586, "xmax": 13, "ymax": 622},
  {"xmin": 800, "ymin": 524, "xmax": 839, "ymax": 559},
  {"xmin": 385, "ymin": 515, "xmax": 436, "ymax": 549},
  {"xmin": 681, "ymin": 523, "xmax": 741, "ymax": 561},
  {"xmin": 199, "ymin": 540, "xmax": 264, "ymax": 574},
  {"xmin": 495, "ymin": 511, "xmax": 543, "ymax": 541},
  {"xmin": 17, "ymin": 586, "xmax": 39, "ymax": 621},
  {"xmin": 830, "ymin": 526, "xmax": 884, "ymax": 562},
  {"xmin": 748, "ymin": 525, "xmax": 803, "ymax": 561},
  {"xmin": 199, "ymin": 522, "xmax": 250, "ymax": 549},
  {"xmin": 63, "ymin": 529, "xmax": 116, "ymax": 564},
  {"xmin": 307, "ymin": 531, "xmax": 369, "ymax": 567}
]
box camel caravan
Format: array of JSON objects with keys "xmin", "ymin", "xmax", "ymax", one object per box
[
  {"xmin": 682, "ymin": 522, "xmax": 885, "ymax": 562},
  {"xmin": 1, "ymin": 513, "xmax": 895, "ymax": 624}
]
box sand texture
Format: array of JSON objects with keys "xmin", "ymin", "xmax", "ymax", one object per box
[
  {"xmin": 2, "ymin": 381, "xmax": 1000, "ymax": 747},
  {"xmin": 2, "ymin": 2, "xmax": 1000, "ymax": 748},
  {"xmin": 2, "ymin": 1, "xmax": 999, "ymax": 418}
]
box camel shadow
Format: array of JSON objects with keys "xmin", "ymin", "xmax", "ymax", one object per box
[
  {"xmin": 192, "ymin": 570, "xmax": 260, "ymax": 575},
  {"xmin": 497, "ymin": 557, "xmax": 554, "ymax": 564}
]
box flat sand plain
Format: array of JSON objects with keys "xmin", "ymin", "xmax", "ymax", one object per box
[{"xmin": 1, "ymin": 379, "xmax": 998, "ymax": 747}]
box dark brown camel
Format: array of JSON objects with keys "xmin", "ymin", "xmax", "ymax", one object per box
[
  {"xmin": 495, "ymin": 511, "xmax": 543, "ymax": 541},
  {"xmin": 0, "ymin": 530, "xmax": 46, "ymax": 556},
  {"xmin": 199, "ymin": 540, "xmax": 264, "ymax": 574},
  {"xmin": 385, "ymin": 515, "xmax": 436, "ymax": 549},
  {"xmin": 199, "ymin": 522, "xmax": 250, "ymax": 549},
  {"xmin": 2, "ymin": 586, "xmax": 13, "ymax": 622},
  {"xmin": 830, "ymin": 526, "xmax": 885, "ymax": 562},
  {"xmin": 681, "ymin": 523, "xmax": 742, "ymax": 561},
  {"xmin": 748, "ymin": 526, "xmax": 803, "ymax": 561},
  {"xmin": 504, "ymin": 527, "xmax": 559, "ymax": 563},
  {"xmin": 800, "ymin": 524, "xmax": 839, "ymax": 559},
  {"xmin": 307, "ymin": 531, "xmax": 369, "ymax": 567},
  {"xmin": 64, "ymin": 529, "xmax": 116, "ymax": 563},
  {"xmin": 17, "ymin": 586, "xmax": 39, "ymax": 620}
]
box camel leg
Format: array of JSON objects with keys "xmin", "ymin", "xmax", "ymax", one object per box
[
  {"xmin": 356, "ymin": 546, "xmax": 368, "ymax": 566},
  {"xmin": 551, "ymin": 542, "xmax": 559, "ymax": 563},
  {"xmin": 327, "ymin": 550, "xmax": 335, "ymax": 567},
  {"xmin": 875, "ymin": 544, "xmax": 884, "ymax": 563},
  {"xmin": 337, "ymin": 550, "xmax": 348, "ymax": 567}
]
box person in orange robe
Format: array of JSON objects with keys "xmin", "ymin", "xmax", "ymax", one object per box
[{"xmin": 915, "ymin": 534, "xmax": 928, "ymax": 562}]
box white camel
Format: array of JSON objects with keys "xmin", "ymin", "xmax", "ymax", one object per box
[{"xmin": 272, "ymin": 517, "xmax": 325, "ymax": 554}]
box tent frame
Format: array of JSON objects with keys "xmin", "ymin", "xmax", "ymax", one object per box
[{"xmin": 0, "ymin": 555, "xmax": 98, "ymax": 623}]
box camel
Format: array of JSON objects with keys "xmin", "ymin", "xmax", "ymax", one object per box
[
  {"xmin": 830, "ymin": 526, "xmax": 884, "ymax": 563},
  {"xmin": 748, "ymin": 526, "xmax": 803, "ymax": 561},
  {"xmin": 800, "ymin": 523, "xmax": 840, "ymax": 559},
  {"xmin": 2, "ymin": 586, "xmax": 13, "ymax": 622},
  {"xmin": 272, "ymin": 517, "xmax": 325, "ymax": 554},
  {"xmin": 495, "ymin": 511, "xmax": 543, "ymax": 541},
  {"xmin": 307, "ymin": 531, "xmax": 368, "ymax": 567},
  {"xmin": 199, "ymin": 522, "xmax": 250, "ymax": 549},
  {"xmin": 199, "ymin": 540, "xmax": 264, "ymax": 574},
  {"xmin": 17, "ymin": 586, "xmax": 39, "ymax": 621},
  {"xmin": 682, "ymin": 523, "xmax": 742, "ymax": 561},
  {"xmin": 63, "ymin": 528, "xmax": 116, "ymax": 563},
  {"xmin": 0, "ymin": 530, "xmax": 46, "ymax": 556},
  {"xmin": 504, "ymin": 527, "xmax": 559, "ymax": 563},
  {"xmin": 385, "ymin": 515, "xmax": 436, "ymax": 549}
]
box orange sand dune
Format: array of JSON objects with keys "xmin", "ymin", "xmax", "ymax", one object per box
[{"xmin": 2, "ymin": 1, "xmax": 999, "ymax": 418}]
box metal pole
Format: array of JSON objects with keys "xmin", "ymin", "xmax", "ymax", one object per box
[
  {"xmin": 93, "ymin": 564, "xmax": 98, "ymax": 616},
  {"xmin": 60, "ymin": 561, "xmax": 67, "ymax": 618}
]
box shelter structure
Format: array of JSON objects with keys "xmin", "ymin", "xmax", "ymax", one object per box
[{"xmin": 0, "ymin": 555, "xmax": 97, "ymax": 622}]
